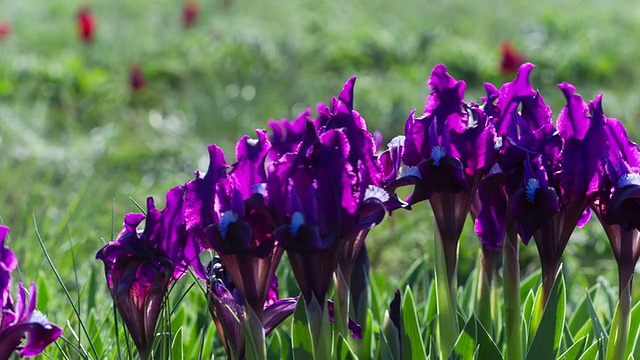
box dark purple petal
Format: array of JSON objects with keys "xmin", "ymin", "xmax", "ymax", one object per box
[
  {"xmin": 384, "ymin": 171, "xmax": 432, "ymax": 209},
  {"xmin": 207, "ymin": 279, "xmax": 245, "ymax": 358},
  {"xmin": 510, "ymin": 186, "xmax": 560, "ymax": 244},
  {"xmin": 603, "ymin": 118, "xmax": 640, "ymax": 185},
  {"xmin": 379, "ymin": 135, "xmax": 405, "ymax": 185},
  {"xmin": 389, "ymin": 290, "xmax": 401, "ymax": 331},
  {"xmin": 402, "ymin": 110, "xmax": 425, "ymax": 167},
  {"xmin": 606, "ymin": 184, "xmax": 640, "ymax": 231},
  {"xmin": 268, "ymin": 110, "xmax": 311, "ymax": 162},
  {"xmin": 263, "ymin": 297, "xmax": 298, "ymax": 335},
  {"xmin": 206, "ymin": 221, "xmax": 253, "ymax": 255},
  {"xmin": 5, "ymin": 282, "xmax": 63, "ymax": 357},
  {"xmin": 357, "ymin": 187, "xmax": 388, "ymax": 229},
  {"xmin": 473, "ymin": 168, "xmax": 508, "ymax": 250},
  {"xmin": 418, "ymin": 156, "xmax": 468, "ymax": 195}
]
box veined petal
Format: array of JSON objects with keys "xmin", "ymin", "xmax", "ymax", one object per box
[{"xmin": 263, "ymin": 297, "xmax": 298, "ymax": 334}]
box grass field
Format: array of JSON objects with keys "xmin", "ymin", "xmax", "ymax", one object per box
[{"xmin": 1, "ymin": 0, "xmax": 640, "ymax": 357}]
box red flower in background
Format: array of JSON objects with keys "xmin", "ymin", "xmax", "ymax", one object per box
[
  {"xmin": 0, "ymin": 21, "xmax": 11, "ymax": 40},
  {"xmin": 130, "ymin": 63, "xmax": 145, "ymax": 91},
  {"xmin": 183, "ymin": 1, "xmax": 199, "ymax": 27},
  {"xmin": 499, "ymin": 41, "xmax": 525, "ymax": 74},
  {"xmin": 77, "ymin": 7, "xmax": 95, "ymax": 44}
]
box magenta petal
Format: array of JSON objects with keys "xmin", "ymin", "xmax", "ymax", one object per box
[
  {"xmin": 338, "ymin": 76, "xmax": 356, "ymax": 109},
  {"xmin": 230, "ymin": 130, "xmax": 271, "ymax": 199},
  {"xmin": 184, "ymin": 145, "xmax": 228, "ymax": 233},
  {"xmin": 576, "ymin": 208, "xmax": 592, "ymax": 228},
  {"xmin": 425, "ymin": 64, "xmax": 466, "ymax": 118},
  {"xmin": 0, "ymin": 226, "xmax": 17, "ymax": 306},
  {"xmin": 557, "ymin": 83, "xmax": 590, "ymax": 141}
]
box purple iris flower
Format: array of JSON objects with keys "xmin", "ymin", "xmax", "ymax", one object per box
[
  {"xmin": 0, "ymin": 226, "xmax": 62, "ymax": 359},
  {"xmin": 268, "ymin": 78, "xmax": 388, "ymax": 304},
  {"xmin": 592, "ymin": 116, "xmax": 640, "ymax": 295},
  {"xmin": 508, "ymin": 83, "xmax": 608, "ymax": 301},
  {"xmin": 206, "ymin": 258, "xmax": 297, "ymax": 359},
  {"xmin": 185, "ymin": 132, "xmax": 283, "ymax": 322},
  {"xmin": 487, "ymin": 63, "xmax": 559, "ymax": 199},
  {"xmin": 386, "ymin": 64, "xmax": 496, "ymax": 282},
  {"xmin": 96, "ymin": 185, "xmax": 201, "ymax": 359}
]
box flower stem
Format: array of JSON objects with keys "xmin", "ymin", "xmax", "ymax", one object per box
[
  {"xmin": 476, "ymin": 248, "xmax": 498, "ymax": 334},
  {"xmin": 606, "ymin": 267, "xmax": 633, "ymax": 360},
  {"xmin": 244, "ymin": 306, "xmax": 266, "ymax": 360},
  {"xmin": 503, "ymin": 222, "xmax": 522, "ymax": 360},
  {"xmin": 434, "ymin": 228, "xmax": 459, "ymax": 359}
]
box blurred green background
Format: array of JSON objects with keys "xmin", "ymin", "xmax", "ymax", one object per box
[{"xmin": 1, "ymin": 0, "xmax": 639, "ymax": 340}]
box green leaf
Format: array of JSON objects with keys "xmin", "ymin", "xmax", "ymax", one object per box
[
  {"xmin": 375, "ymin": 331, "xmax": 394, "ymax": 360},
  {"xmin": 525, "ymin": 269, "xmax": 566, "ymax": 360},
  {"xmin": 399, "ymin": 256, "xmax": 428, "ymax": 290},
  {"xmin": 85, "ymin": 265, "xmax": 98, "ymax": 316},
  {"xmin": 201, "ymin": 324, "xmax": 216, "ymax": 359},
  {"xmin": 569, "ymin": 287, "xmax": 598, "ymax": 337},
  {"xmin": 529, "ymin": 284, "xmax": 545, "ymax": 339},
  {"xmin": 628, "ymin": 301, "xmax": 640, "ymax": 359},
  {"xmin": 292, "ymin": 297, "xmax": 314, "ymax": 360},
  {"xmin": 459, "ymin": 264, "xmax": 479, "ymax": 320},
  {"xmin": 267, "ymin": 330, "xmax": 282, "ymax": 359},
  {"xmin": 171, "ymin": 327, "xmax": 184, "ymax": 360},
  {"xmin": 450, "ymin": 316, "xmax": 503, "ymax": 360},
  {"xmin": 586, "ymin": 292, "xmax": 608, "ymax": 357},
  {"xmin": 577, "ymin": 340, "xmax": 600, "ymax": 360},
  {"xmin": 357, "ymin": 310, "xmax": 375, "ymax": 360},
  {"xmin": 381, "ymin": 310, "xmax": 401, "ymax": 360},
  {"xmin": 522, "ymin": 290, "xmax": 535, "ymax": 350},
  {"xmin": 557, "ymin": 334, "xmax": 588, "ymax": 360},
  {"xmin": 434, "ymin": 234, "xmax": 458, "ymax": 359},
  {"xmin": 401, "ymin": 286, "xmax": 427, "ymax": 360},
  {"xmin": 423, "ymin": 280, "xmax": 438, "ymax": 346},
  {"xmin": 336, "ymin": 334, "xmax": 357, "ymax": 360},
  {"xmin": 171, "ymin": 306, "xmax": 186, "ymax": 335},
  {"xmin": 36, "ymin": 272, "xmax": 51, "ymax": 310},
  {"xmin": 520, "ymin": 269, "xmax": 542, "ymax": 301}
]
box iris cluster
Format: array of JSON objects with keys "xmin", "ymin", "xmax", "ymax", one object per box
[{"xmin": 97, "ymin": 62, "xmax": 640, "ymax": 358}]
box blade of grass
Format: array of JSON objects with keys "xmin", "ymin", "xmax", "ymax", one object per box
[{"xmin": 33, "ymin": 214, "xmax": 100, "ymax": 359}]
